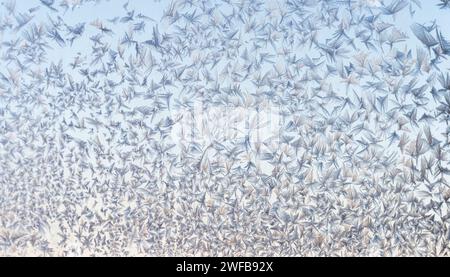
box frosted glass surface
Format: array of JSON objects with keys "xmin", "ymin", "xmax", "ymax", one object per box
[{"xmin": 1, "ymin": 0, "xmax": 450, "ymax": 256}]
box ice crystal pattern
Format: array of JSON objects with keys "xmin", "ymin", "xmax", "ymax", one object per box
[{"xmin": 1, "ymin": 0, "xmax": 450, "ymax": 256}]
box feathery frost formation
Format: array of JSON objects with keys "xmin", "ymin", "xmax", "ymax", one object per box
[{"xmin": 1, "ymin": 0, "xmax": 450, "ymax": 256}]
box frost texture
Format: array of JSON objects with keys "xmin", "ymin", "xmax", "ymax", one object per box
[{"xmin": 1, "ymin": 0, "xmax": 450, "ymax": 256}]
